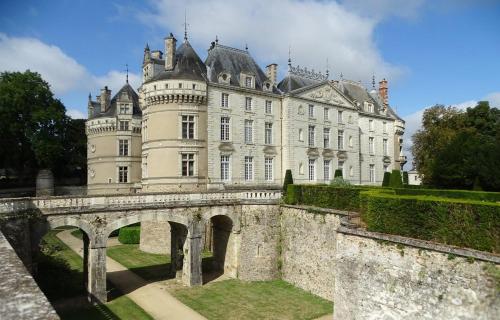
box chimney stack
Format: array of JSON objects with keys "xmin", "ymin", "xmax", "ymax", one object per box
[
  {"xmin": 165, "ymin": 33, "xmax": 177, "ymax": 70},
  {"xmin": 266, "ymin": 63, "xmax": 278, "ymax": 84},
  {"xmin": 379, "ymin": 78, "xmax": 388, "ymax": 106},
  {"xmin": 100, "ymin": 86, "xmax": 111, "ymax": 113}
]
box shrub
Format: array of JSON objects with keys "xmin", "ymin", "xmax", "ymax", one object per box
[
  {"xmin": 283, "ymin": 170, "xmax": 294, "ymax": 195},
  {"xmin": 389, "ymin": 170, "xmax": 403, "ymax": 188},
  {"xmin": 403, "ymin": 171, "xmax": 409, "ymax": 186},
  {"xmin": 360, "ymin": 191, "xmax": 500, "ymax": 253},
  {"xmin": 330, "ymin": 177, "xmax": 351, "ymax": 187},
  {"xmin": 382, "ymin": 172, "xmax": 391, "ymax": 187},
  {"xmin": 118, "ymin": 226, "xmax": 141, "ymax": 244},
  {"xmin": 286, "ymin": 184, "xmax": 302, "ymax": 205},
  {"xmin": 334, "ymin": 169, "xmax": 343, "ymax": 178},
  {"xmin": 301, "ymin": 185, "xmax": 361, "ymax": 211},
  {"xmin": 394, "ymin": 188, "xmax": 500, "ymax": 202}
]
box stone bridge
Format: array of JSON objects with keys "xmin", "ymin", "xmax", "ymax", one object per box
[{"xmin": 0, "ymin": 190, "xmax": 281, "ymax": 303}]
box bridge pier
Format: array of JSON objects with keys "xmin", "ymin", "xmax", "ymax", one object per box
[
  {"xmin": 87, "ymin": 244, "xmax": 107, "ymax": 303},
  {"xmin": 183, "ymin": 232, "xmax": 203, "ymax": 286}
]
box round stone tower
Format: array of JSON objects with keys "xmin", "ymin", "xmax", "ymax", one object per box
[{"xmin": 139, "ymin": 34, "xmax": 208, "ymax": 193}]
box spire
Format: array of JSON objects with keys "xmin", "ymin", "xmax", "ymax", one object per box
[
  {"xmin": 340, "ymin": 72, "xmax": 344, "ymax": 80},
  {"xmin": 88, "ymin": 92, "xmax": 91, "ymax": 101},
  {"xmin": 144, "ymin": 43, "xmax": 150, "ymax": 52},
  {"xmin": 326, "ymin": 58, "xmax": 329, "ymax": 79},
  {"xmin": 125, "ymin": 64, "xmax": 129, "ymax": 84},
  {"xmin": 372, "ymin": 74, "xmax": 376, "ymax": 89},
  {"xmin": 288, "ymin": 46, "xmax": 292, "ymax": 70},
  {"xmin": 183, "ymin": 9, "xmax": 189, "ymax": 41}
]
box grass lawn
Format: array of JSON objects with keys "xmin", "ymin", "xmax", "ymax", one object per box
[
  {"xmin": 37, "ymin": 229, "xmax": 153, "ymax": 320},
  {"xmin": 171, "ymin": 279, "xmax": 333, "ymax": 320}
]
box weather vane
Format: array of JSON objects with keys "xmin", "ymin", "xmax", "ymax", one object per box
[
  {"xmin": 183, "ymin": 9, "xmax": 189, "ymax": 41},
  {"xmin": 125, "ymin": 64, "xmax": 129, "ymax": 83}
]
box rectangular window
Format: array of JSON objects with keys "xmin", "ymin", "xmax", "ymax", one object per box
[
  {"xmin": 308, "ymin": 159, "xmax": 316, "ymax": 181},
  {"xmin": 220, "ymin": 155, "xmax": 230, "ymax": 181},
  {"xmin": 323, "ymin": 128, "xmax": 330, "ymax": 148},
  {"xmin": 338, "ymin": 130, "xmax": 344, "ymax": 149},
  {"xmin": 245, "ymin": 97, "xmax": 252, "ymax": 111},
  {"xmin": 244, "ymin": 120, "xmax": 253, "ymax": 143},
  {"xmin": 221, "ymin": 93, "xmax": 229, "ymax": 108},
  {"xmin": 308, "ymin": 104, "xmax": 314, "ymax": 118},
  {"xmin": 182, "ymin": 115, "xmax": 195, "ymax": 139},
  {"xmin": 369, "ymin": 119, "xmax": 374, "ymax": 131},
  {"xmin": 245, "ymin": 76, "xmax": 252, "ymax": 88},
  {"xmin": 369, "ymin": 164, "xmax": 375, "ymax": 182},
  {"xmin": 165, "ymin": 83, "xmax": 168, "ymax": 89},
  {"xmin": 265, "ymin": 157, "xmax": 273, "ymax": 181},
  {"xmin": 220, "ymin": 117, "xmax": 230, "ymax": 141},
  {"xmin": 244, "ymin": 156, "xmax": 253, "ymax": 181},
  {"xmin": 118, "ymin": 166, "xmax": 128, "ymax": 183},
  {"xmin": 338, "ymin": 110, "xmax": 343, "ymax": 124},
  {"xmin": 338, "ymin": 160, "xmax": 344, "ymax": 177},
  {"xmin": 324, "ymin": 160, "xmax": 331, "ymax": 181},
  {"xmin": 265, "ymin": 100, "xmax": 272, "ymax": 114},
  {"xmin": 119, "ymin": 139, "xmax": 129, "ymax": 156},
  {"xmin": 178, "ymin": 83, "xmax": 182, "ymax": 88},
  {"xmin": 119, "ymin": 120, "xmax": 129, "ymax": 131},
  {"xmin": 119, "ymin": 104, "xmax": 129, "ymax": 114},
  {"xmin": 192, "ymin": 83, "xmax": 196, "ymax": 90},
  {"xmin": 324, "ymin": 107, "xmax": 329, "ymax": 121},
  {"xmin": 383, "ymin": 121, "xmax": 387, "ymax": 133},
  {"xmin": 265, "ymin": 122, "xmax": 273, "ymax": 144},
  {"xmin": 369, "ymin": 137, "xmax": 375, "ymax": 154},
  {"xmin": 383, "ymin": 138, "xmax": 388, "ymax": 156},
  {"xmin": 181, "ymin": 153, "xmax": 195, "ymax": 176},
  {"xmin": 308, "ymin": 125, "xmax": 315, "ymax": 147}
]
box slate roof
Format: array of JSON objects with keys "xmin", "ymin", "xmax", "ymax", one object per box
[
  {"xmin": 88, "ymin": 83, "xmax": 141, "ymax": 119},
  {"xmin": 277, "ymin": 73, "xmax": 321, "ymax": 93},
  {"xmin": 146, "ymin": 40, "xmax": 206, "ymax": 83},
  {"xmin": 205, "ymin": 44, "xmax": 271, "ymax": 90}
]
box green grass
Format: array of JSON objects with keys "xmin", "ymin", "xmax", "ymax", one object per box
[
  {"xmin": 171, "ymin": 279, "xmax": 333, "ymax": 320},
  {"xmin": 37, "ymin": 229, "xmax": 153, "ymax": 320}
]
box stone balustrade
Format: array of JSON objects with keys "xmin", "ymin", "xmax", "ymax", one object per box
[{"xmin": 0, "ymin": 190, "xmax": 282, "ymax": 214}]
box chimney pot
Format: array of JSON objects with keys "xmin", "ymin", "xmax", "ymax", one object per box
[
  {"xmin": 165, "ymin": 34, "xmax": 177, "ymax": 70},
  {"xmin": 378, "ymin": 79, "xmax": 388, "ymax": 107},
  {"xmin": 266, "ymin": 63, "xmax": 278, "ymax": 84}
]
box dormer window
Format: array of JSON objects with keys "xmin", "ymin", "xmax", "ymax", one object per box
[
  {"xmin": 263, "ymin": 81, "xmax": 272, "ymax": 92},
  {"xmin": 218, "ymin": 72, "xmax": 231, "ymax": 84},
  {"xmin": 240, "ymin": 73, "xmax": 255, "ymax": 88},
  {"xmin": 245, "ymin": 76, "xmax": 252, "ymax": 88},
  {"xmin": 365, "ymin": 102, "xmax": 374, "ymax": 113},
  {"xmin": 119, "ymin": 104, "xmax": 130, "ymax": 114}
]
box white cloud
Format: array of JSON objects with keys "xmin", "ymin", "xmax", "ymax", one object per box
[
  {"xmin": 339, "ymin": 0, "xmax": 426, "ymax": 20},
  {"xmin": 93, "ymin": 70, "xmax": 141, "ymax": 94},
  {"xmin": 139, "ymin": 0, "xmax": 406, "ymax": 83},
  {"xmin": 67, "ymin": 108, "xmax": 86, "ymax": 119},
  {"xmin": 402, "ymin": 93, "xmax": 500, "ymax": 169}
]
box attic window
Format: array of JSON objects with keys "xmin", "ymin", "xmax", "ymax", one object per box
[
  {"xmin": 222, "ymin": 74, "xmax": 228, "ymax": 81},
  {"xmin": 266, "ymin": 83, "xmax": 270, "ymax": 89},
  {"xmin": 245, "ymin": 76, "xmax": 252, "ymax": 88}
]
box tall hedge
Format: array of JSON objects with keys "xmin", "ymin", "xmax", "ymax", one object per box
[
  {"xmin": 334, "ymin": 169, "xmax": 343, "ymax": 178},
  {"xmin": 118, "ymin": 226, "xmax": 141, "ymax": 244},
  {"xmin": 382, "ymin": 172, "xmax": 391, "ymax": 187},
  {"xmin": 389, "ymin": 169, "xmax": 403, "ymax": 188},
  {"xmin": 403, "ymin": 171, "xmax": 409, "ymax": 185},
  {"xmin": 394, "ymin": 188, "xmax": 500, "ymax": 202},
  {"xmin": 360, "ymin": 191, "xmax": 500, "ymax": 253},
  {"xmin": 286, "ymin": 184, "xmax": 361, "ymax": 211},
  {"xmin": 283, "ymin": 170, "xmax": 294, "ymax": 195}
]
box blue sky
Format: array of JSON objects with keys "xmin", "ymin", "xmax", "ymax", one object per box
[{"xmin": 0, "ymin": 0, "xmax": 499, "ymax": 159}]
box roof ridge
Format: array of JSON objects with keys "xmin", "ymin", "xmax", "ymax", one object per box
[{"xmin": 213, "ymin": 43, "xmax": 249, "ymax": 54}]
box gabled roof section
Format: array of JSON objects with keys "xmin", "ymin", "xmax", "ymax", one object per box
[
  {"xmin": 88, "ymin": 83, "xmax": 141, "ymax": 119},
  {"xmin": 205, "ymin": 43, "xmax": 271, "ymax": 90},
  {"xmin": 277, "ymin": 65, "xmax": 328, "ymax": 93},
  {"xmin": 292, "ymin": 81, "xmax": 354, "ymax": 108},
  {"xmin": 147, "ymin": 40, "xmax": 207, "ymax": 83}
]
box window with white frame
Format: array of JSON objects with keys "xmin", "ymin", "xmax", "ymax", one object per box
[
  {"xmin": 119, "ymin": 104, "xmax": 129, "ymax": 114},
  {"xmin": 182, "ymin": 115, "xmax": 195, "ymax": 139},
  {"xmin": 244, "ymin": 120, "xmax": 253, "ymax": 143},
  {"xmin": 245, "ymin": 76, "xmax": 252, "ymax": 88},
  {"xmin": 265, "ymin": 157, "xmax": 273, "ymax": 181},
  {"xmin": 265, "ymin": 122, "xmax": 273, "ymax": 144},
  {"xmin": 308, "ymin": 104, "xmax": 315, "ymax": 118},
  {"xmin": 119, "ymin": 139, "xmax": 129, "ymax": 156},
  {"xmin": 221, "ymin": 93, "xmax": 229, "ymax": 108},
  {"xmin": 324, "ymin": 160, "xmax": 331, "ymax": 181},
  {"xmin": 220, "ymin": 155, "xmax": 230, "ymax": 181},
  {"xmin": 245, "ymin": 97, "xmax": 252, "ymax": 111},
  {"xmin": 265, "ymin": 100, "xmax": 272, "ymax": 114},
  {"xmin": 220, "ymin": 117, "xmax": 230, "ymax": 141},
  {"xmin": 369, "ymin": 119, "xmax": 374, "ymax": 131},
  {"xmin": 383, "ymin": 138, "xmax": 388, "ymax": 156},
  {"xmin": 181, "ymin": 153, "xmax": 195, "ymax": 176},
  {"xmin": 338, "ymin": 130, "xmax": 344, "ymax": 149},
  {"xmin": 338, "ymin": 160, "xmax": 344, "ymax": 177},
  {"xmin": 338, "ymin": 110, "xmax": 343, "ymax": 124},
  {"xmin": 383, "ymin": 121, "xmax": 387, "ymax": 133},
  {"xmin": 323, "ymin": 128, "xmax": 330, "ymax": 148},
  {"xmin": 324, "ymin": 107, "xmax": 329, "ymax": 121},
  {"xmin": 369, "ymin": 164, "xmax": 375, "ymax": 182},
  {"xmin": 118, "ymin": 166, "xmax": 128, "ymax": 183},
  {"xmin": 244, "ymin": 156, "xmax": 253, "ymax": 181},
  {"xmin": 369, "ymin": 137, "xmax": 374, "ymax": 154},
  {"xmin": 308, "ymin": 159, "xmax": 316, "ymax": 181},
  {"xmin": 308, "ymin": 125, "xmax": 315, "ymax": 147},
  {"xmin": 119, "ymin": 120, "xmax": 129, "ymax": 131}
]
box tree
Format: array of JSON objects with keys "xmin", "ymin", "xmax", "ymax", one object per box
[
  {"xmin": 283, "ymin": 170, "xmax": 294, "ymax": 195},
  {"xmin": 382, "ymin": 172, "xmax": 391, "ymax": 187},
  {"xmin": 0, "ymin": 71, "xmax": 70, "ymax": 182}
]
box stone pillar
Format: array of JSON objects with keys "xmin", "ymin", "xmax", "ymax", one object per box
[
  {"xmin": 182, "ymin": 232, "xmax": 203, "ymax": 287},
  {"xmin": 140, "ymin": 221, "xmax": 171, "ymax": 255},
  {"xmin": 87, "ymin": 245, "xmax": 107, "ymax": 303},
  {"xmin": 170, "ymin": 222, "xmax": 187, "ymax": 278},
  {"xmin": 82, "ymin": 232, "xmax": 89, "ymax": 290}
]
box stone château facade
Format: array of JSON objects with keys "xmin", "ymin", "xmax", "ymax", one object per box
[{"xmin": 86, "ymin": 32, "xmax": 406, "ymax": 194}]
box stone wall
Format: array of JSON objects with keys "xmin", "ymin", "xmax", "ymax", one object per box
[
  {"xmin": 0, "ymin": 230, "xmax": 59, "ymax": 320},
  {"xmin": 280, "ymin": 205, "xmax": 343, "ymax": 300},
  {"xmin": 334, "ymin": 228, "xmax": 500, "ymax": 320},
  {"xmin": 140, "ymin": 221, "xmax": 171, "ymax": 255}
]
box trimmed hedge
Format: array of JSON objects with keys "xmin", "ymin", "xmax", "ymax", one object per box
[
  {"xmin": 283, "ymin": 170, "xmax": 294, "ymax": 195},
  {"xmin": 286, "ymin": 184, "xmax": 361, "ymax": 211},
  {"xmin": 389, "ymin": 169, "xmax": 403, "ymax": 188},
  {"xmin": 394, "ymin": 188, "xmax": 500, "ymax": 203},
  {"xmin": 382, "ymin": 172, "xmax": 391, "ymax": 187},
  {"xmin": 360, "ymin": 191, "xmax": 500, "ymax": 253},
  {"xmin": 334, "ymin": 169, "xmax": 343, "ymax": 178},
  {"xmin": 118, "ymin": 226, "xmax": 141, "ymax": 244},
  {"xmin": 403, "ymin": 171, "xmax": 409, "ymax": 185}
]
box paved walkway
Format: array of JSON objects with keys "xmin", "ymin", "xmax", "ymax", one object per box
[{"xmin": 57, "ymin": 229, "xmax": 206, "ymax": 320}]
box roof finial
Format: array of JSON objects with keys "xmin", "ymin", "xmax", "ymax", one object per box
[
  {"xmin": 215, "ymin": 35, "xmax": 218, "ymax": 44},
  {"xmin": 326, "ymin": 58, "xmax": 329, "ymax": 79},
  {"xmin": 245, "ymin": 43, "xmax": 248, "ymax": 51},
  {"xmin": 144, "ymin": 43, "xmax": 150, "ymax": 51},
  {"xmin": 372, "ymin": 73, "xmax": 376, "ymax": 89},
  {"xmin": 183, "ymin": 9, "xmax": 189, "ymax": 41},
  {"xmin": 125, "ymin": 64, "xmax": 129, "ymax": 84},
  {"xmin": 340, "ymin": 72, "xmax": 344, "ymax": 80},
  {"xmin": 88, "ymin": 92, "xmax": 91, "ymax": 101},
  {"xmin": 288, "ymin": 45, "xmax": 292, "ymax": 69}
]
